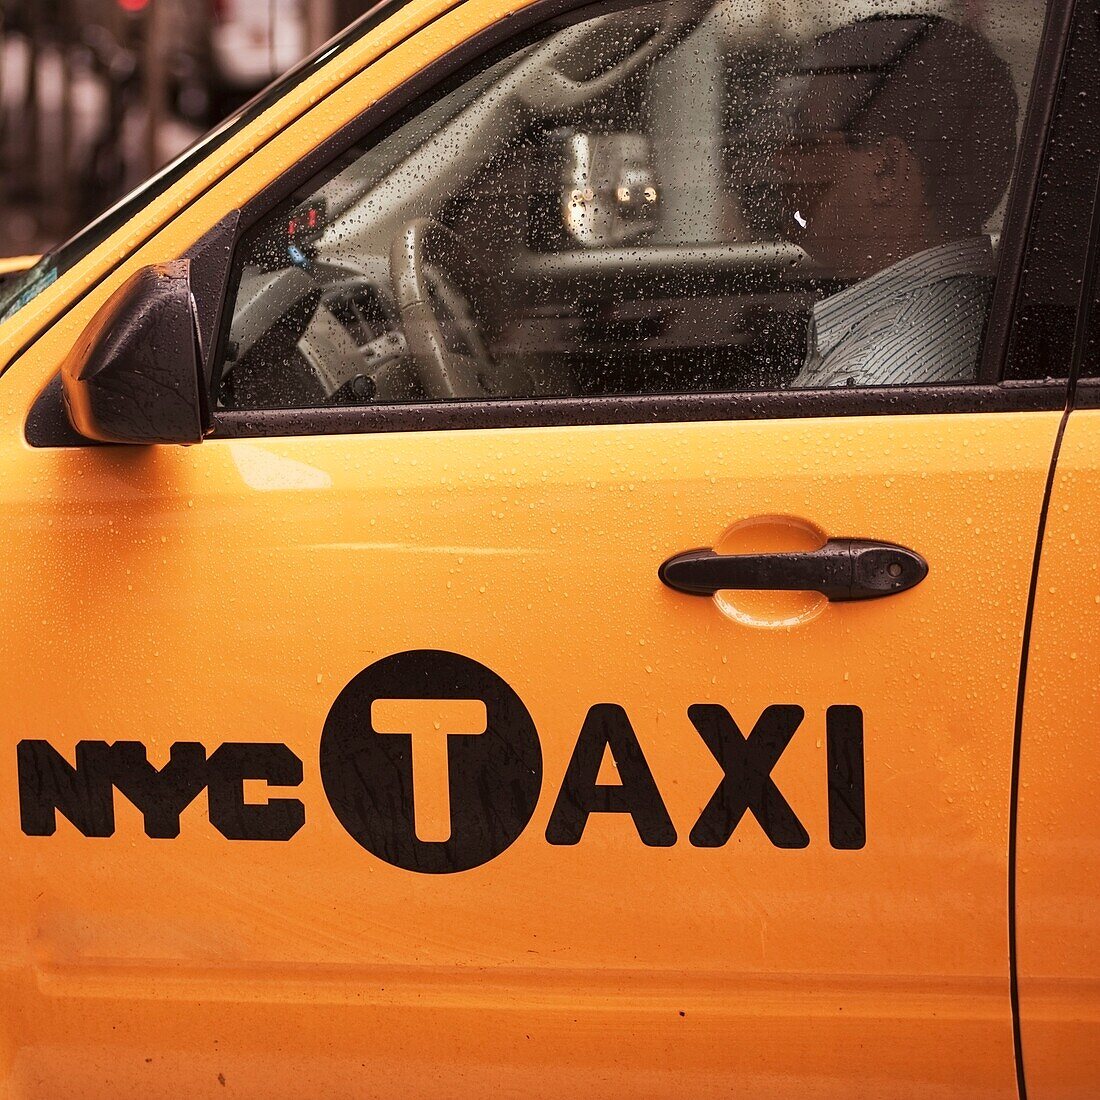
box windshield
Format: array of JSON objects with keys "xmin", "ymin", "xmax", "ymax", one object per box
[{"xmin": 0, "ymin": 0, "xmax": 408, "ymax": 325}]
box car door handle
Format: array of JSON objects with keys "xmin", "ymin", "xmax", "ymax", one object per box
[{"xmin": 658, "ymin": 538, "xmax": 928, "ymax": 602}]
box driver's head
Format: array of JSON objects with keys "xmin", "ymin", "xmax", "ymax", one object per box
[{"xmin": 764, "ymin": 15, "xmax": 1018, "ymax": 278}]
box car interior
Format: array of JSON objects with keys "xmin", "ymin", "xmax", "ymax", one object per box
[{"xmin": 214, "ymin": 0, "xmax": 1044, "ymax": 410}]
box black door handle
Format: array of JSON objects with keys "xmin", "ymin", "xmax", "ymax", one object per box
[{"xmin": 659, "ymin": 538, "xmax": 928, "ymax": 602}]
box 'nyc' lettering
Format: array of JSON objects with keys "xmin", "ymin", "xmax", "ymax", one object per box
[{"xmin": 17, "ymin": 740, "xmax": 304, "ymax": 841}]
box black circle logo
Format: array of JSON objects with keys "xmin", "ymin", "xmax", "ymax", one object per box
[{"xmin": 320, "ymin": 650, "xmax": 542, "ymax": 873}]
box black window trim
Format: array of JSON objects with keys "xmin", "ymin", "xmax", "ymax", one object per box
[
  {"xmin": 1064, "ymin": 84, "xmax": 1100, "ymax": 405},
  {"xmin": 212, "ymin": 382, "xmax": 1069, "ymax": 439},
  {"xmin": 978, "ymin": 0, "xmax": 1080, "ymax": 385}
]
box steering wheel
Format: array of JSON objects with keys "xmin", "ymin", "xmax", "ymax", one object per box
[
  {"xmin": 390, "ymin": 218, "xmax": 531, "ymax": 401},
  {"xmin": 513, "ymin": 0, "xmax": 713, "ymax": 115}
]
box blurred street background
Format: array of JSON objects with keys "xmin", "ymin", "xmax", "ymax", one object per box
[{"xmin": 0, "ymin": 0, "xmax": 368, "ymax": 256}]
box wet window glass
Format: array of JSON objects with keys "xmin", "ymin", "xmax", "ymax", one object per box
[{"xmin": 216, "ymin": 0, "xmax": 1048, "ymax": 410}]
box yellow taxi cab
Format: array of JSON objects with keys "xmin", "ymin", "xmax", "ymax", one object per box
[{"xmin": 0, "ymin": 0, "xmax": 1097, "ymax": 1094}]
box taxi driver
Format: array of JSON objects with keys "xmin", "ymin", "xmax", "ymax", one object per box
[{"xmin": 764, "ymin": 15, "xmax": 1019, "ymax": 388}]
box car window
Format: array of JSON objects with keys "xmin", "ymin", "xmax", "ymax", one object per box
[{"xmin": 215, "ymin": 0, "xmax": 1049, "ymax": 411}]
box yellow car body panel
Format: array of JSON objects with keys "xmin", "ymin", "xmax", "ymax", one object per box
[{"xmin": 0, "ymin": 0, "xmax": 1092, "ymax": 1095}]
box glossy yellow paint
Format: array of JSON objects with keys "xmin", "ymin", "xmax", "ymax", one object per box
[
  {"xmin": 1017, "ymin": 409, "xmax": 1100, "ymax": 1099},
  {"xmin": 0, "ymin": 0, "xmax": 1073, "ymax": 1094}
]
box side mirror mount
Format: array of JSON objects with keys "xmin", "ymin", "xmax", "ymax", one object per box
[{"xmin": 61, "ymin": 260, "xmax": 211, "ymax": 445}]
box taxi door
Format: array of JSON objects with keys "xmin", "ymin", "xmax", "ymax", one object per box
[{"xmin": 0, "ymin": 0, "xmax": 1073, "ymax": 1095}]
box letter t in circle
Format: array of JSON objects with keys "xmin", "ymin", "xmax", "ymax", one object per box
[{"xmin": 371, "ymin": 699, "xmax": 488, "ymax": 842}]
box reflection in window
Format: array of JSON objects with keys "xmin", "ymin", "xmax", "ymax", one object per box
[{"xmin": 217, "ymin": 0, "xmax": 1047, "ymax": 410}]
